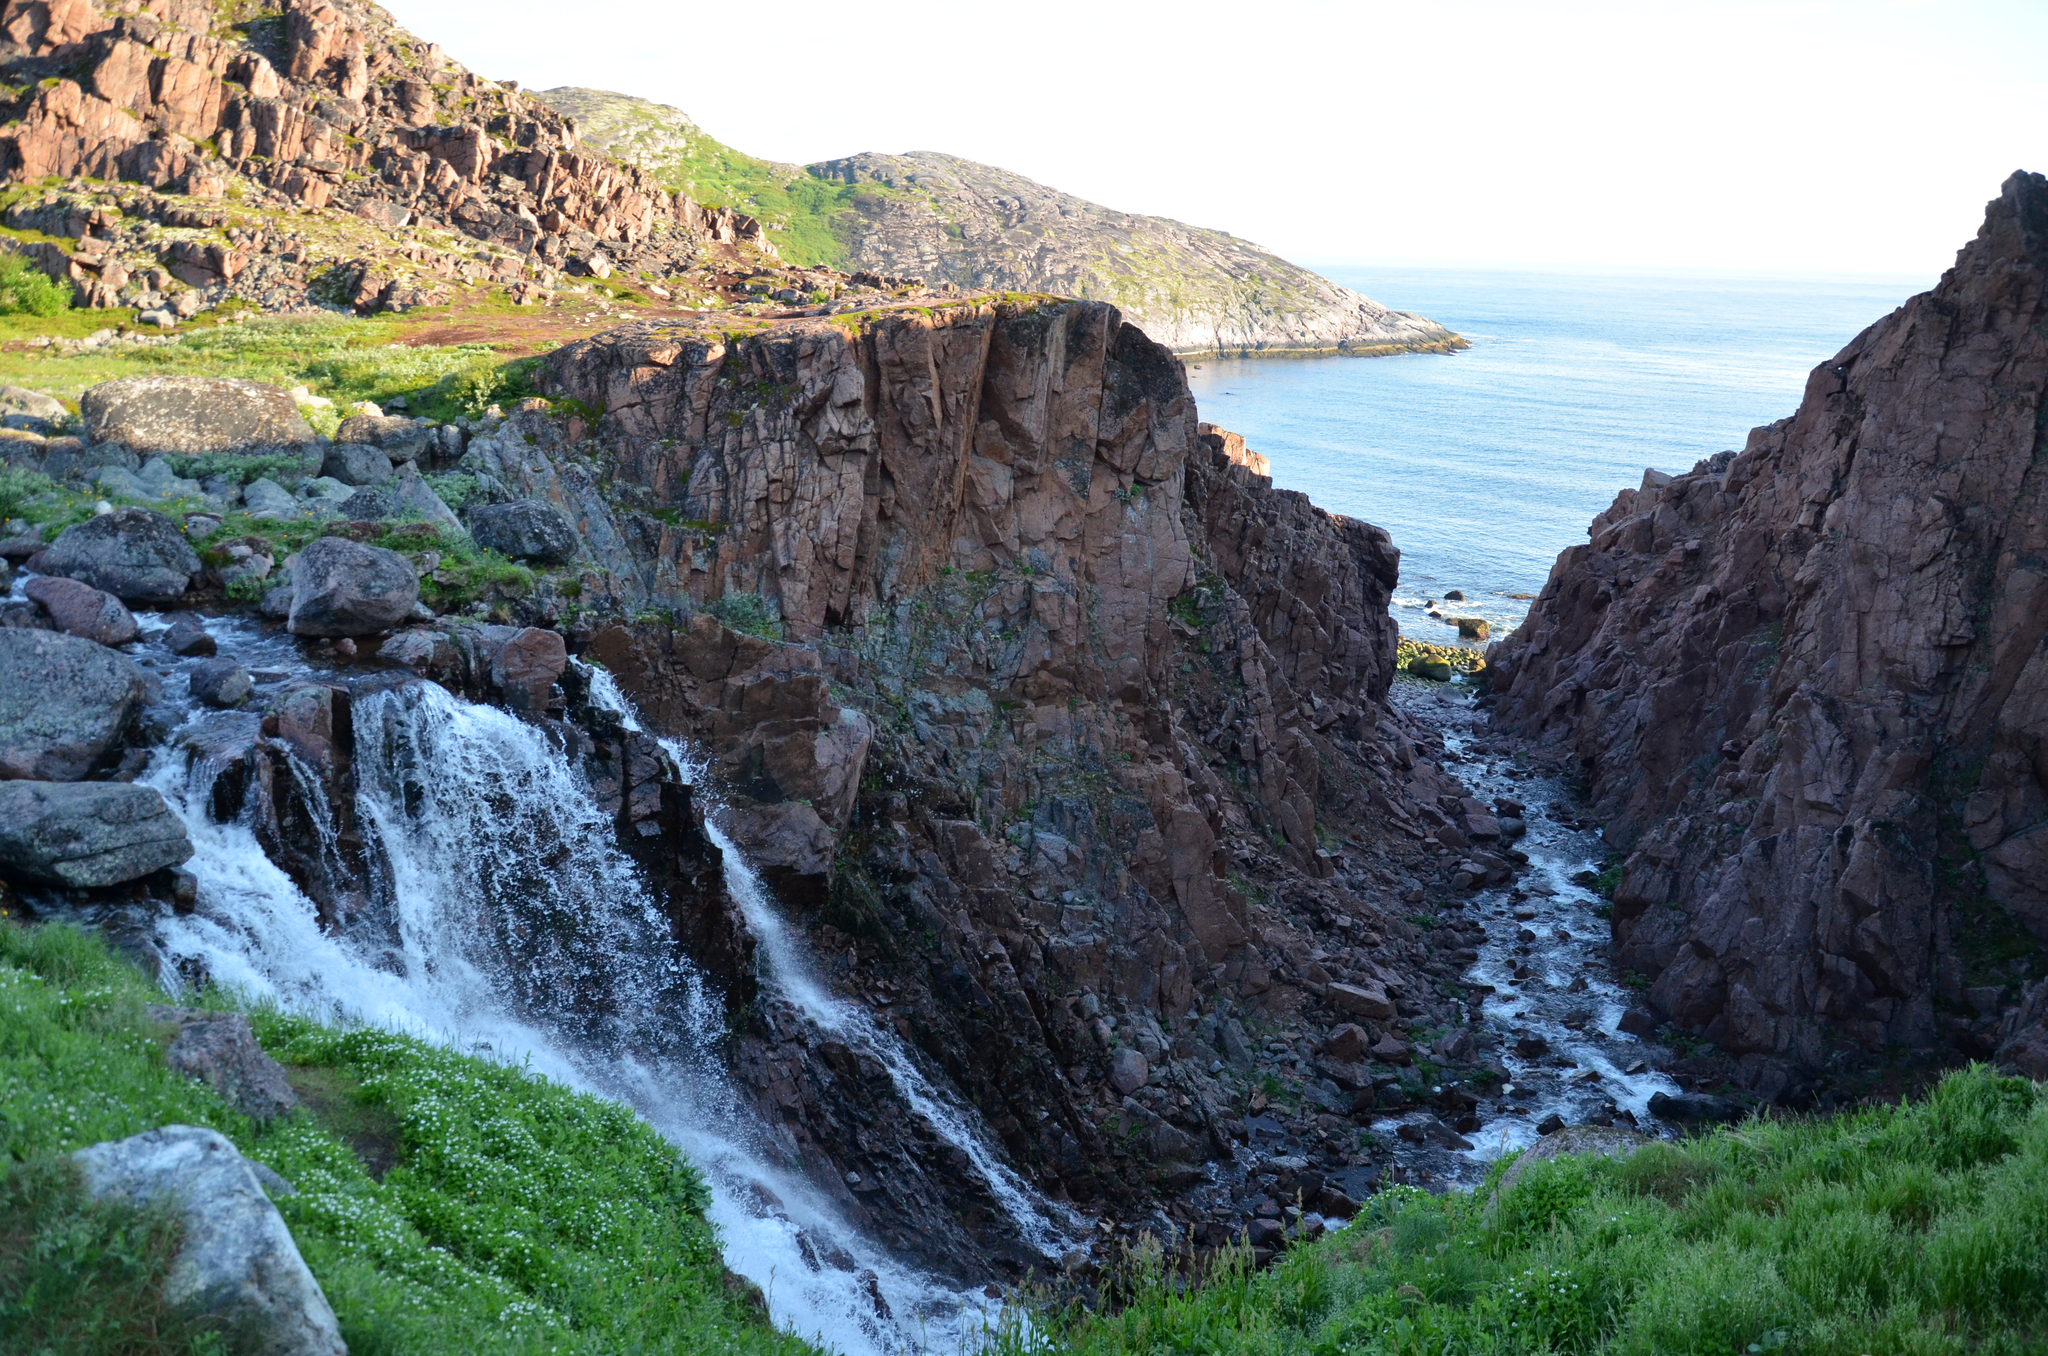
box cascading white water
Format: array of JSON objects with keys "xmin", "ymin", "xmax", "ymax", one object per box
[
  {"xmin": 146, "ymin": 678, "xmax": 1038, "ymax": 1355},
  {"xmin": 582, "ymin": 667, "xmax": 1079, "ymax": 1259}
]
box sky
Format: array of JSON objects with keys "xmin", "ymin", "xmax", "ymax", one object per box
[{"xmin": 384, "ymin": 0, "xmax": 2044, "ymax": 279}]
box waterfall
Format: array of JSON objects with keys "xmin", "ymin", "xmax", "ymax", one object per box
[{"xmin": 146, "ymin": 677, "xmax": 1040, "ymax": 1355}]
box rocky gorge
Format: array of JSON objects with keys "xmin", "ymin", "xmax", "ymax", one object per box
[{"xmin": 1487, "ymin": 170, "xmax": 2048, "ymax": 1103}]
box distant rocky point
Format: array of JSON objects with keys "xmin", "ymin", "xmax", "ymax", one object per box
[{"xmin": 541, "ymin": 87, "xmax": 1465, "ymax": 359}]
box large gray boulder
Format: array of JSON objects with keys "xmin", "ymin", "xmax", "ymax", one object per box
[
  {"xmin": 389, "ymin": 471, "xmax": 463, "ymax": 535},
  {"xmin": 469, "ymin": 498, "xmax": 578, "ymax": 565},
  {"xmin": 80, "ymin": 377, "xmax": 317, "ymax": 456},
  {"xmin": 318, "ymin": 443, "xmax": 392, "ymax": 487},
  {"xmin": 74, "ymin": 1126, "xmax": 346, "ymax": 1356},
  {"xmin": 287, "ymin": 536, "xmax": 418, "ymax": 637},
  {"xmin": 0, "ymin": 779, "xmax": 192, "ymax": 886},
  {"xmin": 32, "ymin": 507, "xmax": 201, "ymax": 605},
  {"xmin": 242, "ymin": 477, "xmax": 305, "ymax": 520},
  {"xmin": 0, "ymin": 384, "xmax": 68, "ymax": 435},
  {"xmin": 0, "ymin": 628, "xmax": 144, "ymax": 779}
]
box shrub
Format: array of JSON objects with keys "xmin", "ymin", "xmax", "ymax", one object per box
[{"xmin": 0, "ymin": 251, "xmax": 71, "ymax": 317}]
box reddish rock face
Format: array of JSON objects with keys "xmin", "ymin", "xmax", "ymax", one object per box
[{"xmin": 1489, "ymin": 171, "xmax": 2048, "ymax": 1096}]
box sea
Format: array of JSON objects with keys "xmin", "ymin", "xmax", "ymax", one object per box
[{"xmin": 1183, "ymin": 265, "xmax": 1932, "ymax": 645}]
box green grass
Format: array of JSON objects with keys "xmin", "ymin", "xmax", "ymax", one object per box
[
  {"xmin": 0, "ymin": 920, "xmax": 815, "ymax": 1356},
  {"xmin": 0, "ymin": 251, "xmax": 71, "ymax": 317},
  {"xmin": 0, "ymin": 313, "xmax": 536, "ymax": 418},
  {"xmin": 990, "ymin": 1067, "xmax": 2048, "ymax": 1356}
]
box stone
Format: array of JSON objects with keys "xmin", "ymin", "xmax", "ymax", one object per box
[
  {"xmin": 0, "ymin": 779, "xmax": 192, "ymax": 886},
  {"xmin": 318, "ymin": 441, "xmax": 392, "ymax": 486},
  {"xmin": 149, "ymin": 1007, "xmax": 299, "ymax": 1122},
  {"xmin": 490, "ymin": 626, "xmax": 566, "ymax": 713},
  {"xmin": 1648, "ymin": 1091, "xmax": 1743, "ymax": 1124},
  {"xmin": 1108, "ymin": 1046, "xmax": 1149, "ymax": 1094},
  {"xmin": 1323, "ymin": 1023, "xmax": 1370, "ymax": 1062},
  {"xmin": 190, "ymin": 658, "xmax": 253, "ymax": 708},
  {"xmin": 335, "ymin": 412, "xmax": 428, "ymax": 462},
  {"xmin": 1451, "ymin": 617, "xmax": 1489, "ymax": 640},
  {"xmin": 1328, "ymin": 981, "xmax": 1396, "ymax": 1021},
  {"xmin": 1618, "ymin": 1008, "xmax": 1657, "ymax": 1038},
  {"xmin": 79, "ymin": 376, "xmax": 317, "ymax": 455},
  {"xmin": 1489, "ymin": 172, "xmax": 2048, "ymax": 1085},
  {"xmin": 1244, "ymin": 1216, "xmax": 1286, "ymax": 1249},
  {"xmin": 163, "ymin": 613, "xmax": 217, "ymax": 656},
  {"xmin": 1535, "ymin": 1112, "xmax": 1566, "ymax": 1135},
  {"xmin": 31, "ymin": 506, "xmax": 201, "ymax": 604},
  {"xmin": 469, "ymin": 497, "xmax": 579, "ymax": 564},
  {"xmin": 73, "ymin": 1126, "xmax": 346, "ymax": 1356},
  {"xmin": 388, "ymin": 470, "xmax": 463, "ymax": 534},
  {"xmin": 335, "ymin": 485, "xmax": 393, "ymax": 520},
  {"xmin": 241, "ymin": 477, "xmax": 304, "ymax": 520},
  {"xmin": 0, "ymin": 385, "xmax": 67, "ymax": 434},
  {"xmin": 1494, "ymin": 1124, "xmax": 1645, "ymax": 1197},
  {"xmin": 1407, "ymin": 658, "xmax": 1455, "ymax": 681},
  {"xmin": 298, "ymin": 477, "xmax": 356, "ymax": 513},
  {"xmin": 287, "ymin": 536, "xmax": 418, "ymax": 637},
  {"xmin": 0, "ymin": 628, "xmax": 144, "ymax": 780},
  {"xmin": 23, "ymin": 574, "xmax": 137, "ymax": 645}
]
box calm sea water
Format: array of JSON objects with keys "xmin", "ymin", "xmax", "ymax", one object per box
[{"xmin": 1184, "ymin": 265, "xmax": 1930, "ymax": 643}]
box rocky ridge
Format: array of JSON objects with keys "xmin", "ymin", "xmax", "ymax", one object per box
[
  {"xmin": 1487, "ymin": 171, "xmax": 2048, "ymax": 1099},
  {"xmin": 540, "ymin": 89, "xmax": 1466, "ymax": 359}
]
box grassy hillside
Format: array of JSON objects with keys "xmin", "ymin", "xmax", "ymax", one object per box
[
  {"xmin": 0, "ymin": 922, "xmax": 816, "ymax": 1356},
  {"xmin": 538, "ymin": 88, "xmax": 878, "ymax": 267},
  {"xmin": 995, "ymin": 1067, "xmax": 2048, "ymax": 1356}
]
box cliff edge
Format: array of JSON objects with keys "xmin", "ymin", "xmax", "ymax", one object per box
[{"xmin": 1487, "ymin": 171, "xmax": 2048, "ymax": 1099}]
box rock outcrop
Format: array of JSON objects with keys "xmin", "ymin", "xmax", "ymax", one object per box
[
  {"xmin": 1488, "ymin": 172, "xmax": 2048, "ymax": 1097},
  {"xmin": 0, "ymin": 778, "xmax": 192, "ymax": 886},
  {"xmin": 284, "ymin": 536, "xmax": 418, "ymax": 636},
  {"xmin": 540, "ymin": 298, "xmax": 1495, "ymax": 1263},
  {"xmin": 541, "ymin": 88, "xmax": 1465, "ymax": 360}
]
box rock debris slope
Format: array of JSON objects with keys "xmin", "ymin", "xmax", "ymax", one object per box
[
  {"xmin": 540, "ymin": 88, "xmax": 1466, "ymax": 359},
  {"xmin": 1488, "ymin": 171, "xmax": 2048, "ymax": 1096}
]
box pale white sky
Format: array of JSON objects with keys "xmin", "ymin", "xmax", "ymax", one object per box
[{"xmin": 386, "ymin": 0, "xmax": 2043, "ymax": 278}]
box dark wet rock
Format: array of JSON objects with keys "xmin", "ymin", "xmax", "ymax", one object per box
[
  {"xmin": 286, "ymin": 537, "xmax": 418, "ymax": 637},
  {"xmin": 31, "ymin": 507, "xmax": 201, "ymax": 606},
  {"xmin": 80, "ymin": 376, "xmax": 317, "ymax": 456},
  {"xmin": 23, "ymin": 574, "xmax": 137, "ymax": 645},
  {"xmin": 1535, "ymin": 1112, "xmax": 1566, "ymax": 1135},
  {"xmin": 725, "ymin": 800, "xmax": 836, "ymax": 908},
  {"xmin": 73, "ymin": 1126, "xmax": 345, "ymax": 1356},
  {"xmin": 1648, "ymin": 1091, "xmax": 1744, "ymax": 1124},
  {"xmin": 162, "ymin": 613, "xmax": 217, "ymax": 657},
  {"xmin": 469, "ymin": 497, "xmax": 578, "ymax": 564},
  {"xmin": 489, "ymin": 626, "xmax": 566, "ymax": 714},
  {"xmin": 1618, "ymin": 1008, "xmax": 1657, "ymax": 1037},
  {"xmin": 0, "ymin": 779, "xmax": 191, "ymax": 886},
  {"xmin": 190, "ymin": 658, "xmax": 253, "ymax": 708},
  {"xmin": 0, "ymin": 629, "xmax": 144, "ymax": 780},
  {"xmin": 148, "ymin": 1007, "xmax": 299, "ymax": 1122}
]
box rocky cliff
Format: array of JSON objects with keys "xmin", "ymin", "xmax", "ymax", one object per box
[
  {"xmin": 532, "ymin": 298, "xmax": 1504, "ymax": 1255},
  {"xmin": 1487, "ymin": 171, "xmax": 2048, "ymax": 1098},
  {"xmin": 539, "ymin": 89, "xmax": 1466, "ymax": 359},
  {"xmin": 0, "ymin": 0, "xmax": 779, "ymax": 316}
]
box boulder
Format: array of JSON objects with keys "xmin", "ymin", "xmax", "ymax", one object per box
[
  {"xmin": 1108, "ymin": 1046, "xmax": 1150, "ymax": 1095},
  {"xmin": 1493, "ymin": 1124, "xmax": 1645, "ymax": 1197},
  {"xmin": 319, "ymin": 443, "xmax": 392, "ymax": 487},
  {"xmin": 0, "ymin": 384, "xmax": 67, "ymax": 435},
  {"xmin": 335, "ymin": 485, "xmax": 393, "ymax": 520},
  {"xmin": 469, "ymin": 497, "xmax": 579, "ymax": 564},
  {"xmin": 725, "ymin": 800, "xmax": 836, "ymax": 908},
  {"xmin": 490, "ymin": 626, "xmax": 566, "ymax": 713},
  {"xmin": 297, "ymin": 477, "xmax": 356, "ymax": 514},
  {"xmin": 1328, "ymin": 980, "xmax": 1396, "ymax": 1021},
  {"xmin": 73, "ymin": 1126, "xmax": 346, "ymax": 1356},
  {"xmin": 241, "ymin": 477, "xmax": 303, "ymax": 520},
  {"xmin": 147, "ymin": 1007, "xmax": 300, "ymax": 1122},
  {"xmin": 0, "ymin": 629, "xmax": 144, "ymax": 779},
  {"xmin": 0, "ymin": 780, "xmax": 192, "ymax": 886},
  {"xmin": 1323, "ymin": 1023, "xmax": 1371, "ymax": 1062},
  {"xmin": 79, "ymin": 376, "xmax": 317, "ymax": 455},
  {"xmin": 162, "ymin": 613, "xmax": 216, "ymax": 656},
  {"xmin": 23, "ymin": 575, "xmax": 138, "ymax": 645},
  {"xmin": 286, "ymin": 536, "xmax": 418, "ymax": 637},
  {"xmin": 335, "ymin": 412, "xmax": 428, "ymax": 462},
  {"xmin": 190, "ymin": 658, "xmax": 253, "ymax": 708},
  {"xmin": 1451, "ymin": 617, "xmax": 1490, "ymax": 640},
  {"xmin": 388, "ymin": 471, "xmax": 463, "ymax": 535},
  {"xmin": 32, "ymin": 507, "xmax": 201, "ymax": 605},
  {"xmin": 1648, "ymin": 1091, "xmax": 1744, "ymax": 1124}
]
